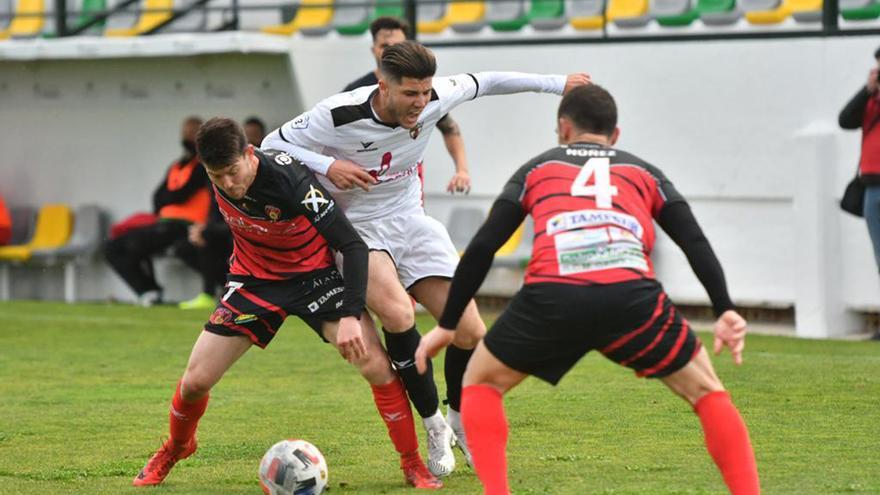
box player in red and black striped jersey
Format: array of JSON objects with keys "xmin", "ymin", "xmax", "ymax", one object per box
[
  {"xmin": 133, "ymin": 118, "xmax": 442, "ymax": 490},
  {"xmin": 415, "ymin": 86, "xmax": 760, "ymax": 494}
]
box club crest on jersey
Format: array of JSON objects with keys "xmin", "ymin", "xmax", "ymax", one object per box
[
  {"xmin": 290, "ymin": 113, "xmax": 310, "ymax": 129},
  {"xmin": 274, "ymin": 153, "xmax": 293, "ymax": 166},
  {"xmin": 409, "ymin": 122, "xmax": 423, "ymax": 140},
  {"xmin": 265, "ymin": 205, "xmax": 281, "ymax": 221},
  {"xmin": 209, "ymin": 307, "xmax": 232, "ymax": 325},
  {"xmin": 301, "ymin": 185, "xmax": 330, "ymax": 213}
]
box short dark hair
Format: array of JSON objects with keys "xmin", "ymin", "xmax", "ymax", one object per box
[
  {"xmin": 243, "ymin": 116, "xmax": 266, "ymax": 133},
  {"xmin": 557, "ymin": 85, "xmax": 617, "ymax": 137},
  {"xmin": 370, "ymin": 16, "xmax": 409, "ymax": 40},
  {"xmin": 380, "ymin": 41, "xmax": 436, "ymax": 82},
  {"xmin": 196, "ymin": 117, "xmax": 248, "ymax": 170}
]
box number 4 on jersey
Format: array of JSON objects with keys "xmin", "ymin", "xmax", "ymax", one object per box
[{"xmin": 570, "ymin": 157, "xmax": 619, "ymax": 209}]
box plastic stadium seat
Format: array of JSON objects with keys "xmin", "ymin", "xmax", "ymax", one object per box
[
  {"xmin": 529, "ymin": 0, "xmax": 567, "ymax": 30},
  {"xmin": 697, "ymin": 0, "xmax": 739, "ymax": 23},
  {"xmin": 336, "ymin": 0, "xmax": 402, "ymax": 35},
  {"xmin": 606, "ymin": 0, "xmax": 651, "ymax": 27},
  {"xmin": 333, "ymin": 0, "xmax": 371, "ymax": 35},
  {"xmin": 841, "ymin": 0, "xmax": 879, "ymax": 18},
  {"xmin": 160, "ymin": 0, "xmax": 207, "ymax": 32},
  {"xmin": 567, "ymin": 0, "xmax": 605, "ymax": 29},
  {"xmin": 494, "ymin": 219, "xmax": 533, "ymax": 268},
  {"xmin": 0, "ymin": 0, "xmax": 46, "ymax": 39},
  {"xmin": 488, "ymin": 0, "xmax": 529, "ymax": 31},
  {"xmin": 102, "ymin": 0, "xmax": 139, "ymax": 32},
  {"xmin": 447, "ymin": 207, "xmax": 485, "ymax": 253},
  {"xmin": 417, "ymin": 0, "xmax": 448, "ymax": 33},
  {"xmin": 447, "ymin": 1, "xmax": 487, "ymax": 32},
  {"xmin": 72, "ymin": 0, "xmax": 107, "ymax": 33},
  {"xmin": 652, "ymin": 0, "xmax": 699, "ymax": 25},
  {"xmin": 0, "ymin": 0, "xmax": 14, "ymax": 31},
  {"xmin": 104, "ymin": 0, "xmax": 173, "ymax": 35},
  {"xmin": 30, "ymin": 205, "xmax": 108, "ymax": 303},
  {"xmin": 744, "ymin": 0, "xmax": 819, "ymax": 23},
  {"xmin": 262, "ymin": 0, "xmax": 332, "ymax": 34},
  {"xmin": 8, "ymin": 207, "xmax": 36, "ymax": 245},
  {"xmin": 0, "ymin": 204, "xmax": 73, "ymax": 263}
]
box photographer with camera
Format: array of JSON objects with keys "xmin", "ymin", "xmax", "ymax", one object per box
[{"xmin": 839, "ymin": 45, "xmax": 880, "ymax": 340}]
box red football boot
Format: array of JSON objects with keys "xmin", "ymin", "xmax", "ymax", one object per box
[
  {"xmin": 132, "ymin": 437, "xmax": 198, "ymax": 486},
  {"xmin": 401, "ymin": 452, "xmax": 443, "ymax": 489}
]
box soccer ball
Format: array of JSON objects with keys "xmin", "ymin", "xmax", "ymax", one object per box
[{"xmin": 259, "ymin": 439, "xmax": 328, "ymax": 495}]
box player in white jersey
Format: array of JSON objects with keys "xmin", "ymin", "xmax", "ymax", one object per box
[{"xmin": 263, "ymin": 40, "xmax": 590, "ymax": 477}]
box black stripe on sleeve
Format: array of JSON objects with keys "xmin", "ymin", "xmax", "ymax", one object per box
[{"xmin": 467, "ymin": 73, "xmax": 479, "ymax": 100}]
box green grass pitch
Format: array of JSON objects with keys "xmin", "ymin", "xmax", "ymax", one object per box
[{"xmin": 0, "ymin": 301, "xmax": 878, "ymax": 494}]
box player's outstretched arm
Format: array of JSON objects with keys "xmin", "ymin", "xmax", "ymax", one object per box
[
  {"xmin": 415, "ymin": 199, "xmax": 525, "ymax": 374},
  {"xmin": 714, "ymin": 310, "xmax": 748, "ymax": 365}
]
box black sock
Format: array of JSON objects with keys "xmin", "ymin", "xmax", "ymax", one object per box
[
  {"xmin": 383, "ymin": 326, "xmax": 439, "ymax": 418},
  {"xmin": 444, "ymin": 344, "xmax": 474, "ymax": 412}
]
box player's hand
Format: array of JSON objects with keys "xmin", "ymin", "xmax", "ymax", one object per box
[
  {"xmin": 446, "ymin": 171, "xmax": 471, "ymax": 195},
  {"xmin": 868, "ymin": 68, "xmax": 879, "ymax": 94},
  {"xmin": 327, "ymin": 160, "xmax": 377, "ymax": 192},
  {"xmin": 713, "ymin": 310, "xmax": 747, "ymax": 365},
  {"xmin": 188, "ymin": 223, "xmax": 206, "ymax": 247},
  {"xmin": 336, "ymin": 316, "xmax": 368, "ymax": 363},
  {"xmin": 415, "ymin": 326, "xmax": 455, "ymax": 374},
  {"xmin": 563, "ymin": 73, "xmax": 592, "ymax": 95}
]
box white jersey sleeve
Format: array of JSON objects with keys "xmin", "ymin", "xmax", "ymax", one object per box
[
  {"xmin": 435, "ymin": 72, "xmax": 567, "ymax": 114},
  {"xmin": 262, "ymin": 104, "xmax": 338, "ymax": 176}
]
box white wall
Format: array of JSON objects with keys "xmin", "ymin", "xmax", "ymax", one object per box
[{"xmin": 1, "ymin": 34, "xmax": 878, "ymax": 336}]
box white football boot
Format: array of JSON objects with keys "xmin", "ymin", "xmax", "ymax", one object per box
[
  {"xmin": 446, "ymin": 407, "xmax": 473, "ymax": 467},
  {"xmin": 423, "ymin": 410, "xmax": 456, "ymax": 477}
]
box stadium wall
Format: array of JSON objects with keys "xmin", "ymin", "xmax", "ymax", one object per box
[{"xmin": 0, "ymin": 34, "xmax": 875, "ymax": 336}]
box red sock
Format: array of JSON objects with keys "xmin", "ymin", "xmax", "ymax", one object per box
[
  {"xmin": 169, "ymin": 381, "xmax": 209, "ymax": 445},
  {"xmin": 462, "ymin": 385, "xmax": 510, "ymax": 495},
  {"xmin": 371, "ymin": 377, "xmax": 418, "ymax": 456},
  {"xmin": 695, "ymin": 391, "xmax": 760, "ymax": 495}
]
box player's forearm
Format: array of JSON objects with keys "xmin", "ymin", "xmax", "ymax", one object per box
[
  {"xmin": 472, "ymin": 72, "xmax": 566, "ymax": 98},
  {"xmin": 439, "ymin": 200, "xmax": 525, "ymax": 329},
  {"xmin": 320, "ymin": 217, "xmax": 368, "ymax": 317},
  {"xmin": 443, "ymin": 134, "xmax": 469, "ymax": 173},
  {"xmin": 657, "ymin": 202, "xmax": 734, "ymax": 317},
  {"xmin": 262, "ymin": 130, "xmax": 335, "ymax": 176}
]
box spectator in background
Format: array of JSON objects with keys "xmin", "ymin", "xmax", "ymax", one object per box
[
  {"xmin": 839, "ymin": 46, "xmax": 880, "ymax": 340},
  {"xmin": 344, "ymin": 17, "xmax": 472, "ymax": 195},
  {"xmin": 243, "ymin": 117, "xmax": 266, "ymax": 147},
  {"xmin": 177, "ymin": 196, "xmax": 233, "ymax": 310},
  {"xmin": 104, "ymin": 116, "xmax": 212, "ymax": 307},
  {"xmin": 0, "ymin": 193, "xmax": 10, "ymax": 246}
]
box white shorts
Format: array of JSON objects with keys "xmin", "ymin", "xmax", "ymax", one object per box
[{"xmin": 344, "ymin": 214, "xmax": 460, "ymax": 290}]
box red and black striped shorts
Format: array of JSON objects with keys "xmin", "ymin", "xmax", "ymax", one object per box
[
  {"xmin": 483, "ymin": 279, "xmax": 701, "ymax": 385},
  {"xmin": 203, "ymin": 267, "xmax": 350, "ymax": 348}
]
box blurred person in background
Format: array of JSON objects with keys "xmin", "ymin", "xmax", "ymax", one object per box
[
  {"xmin": 839, "ymin": 46, "xmax": 880, "ymax": 340},
  {"xmin": 0, "ymin": 193, "xmax": 10, "ymax": 245},
  {"xmin": 177, "ymin": 196, "xmax": 233, "ymax": 310},
  {"xmin": 104, "ymin": 116, "xmax": 211, "ymax": 307},
  {"xmin": 243, "ymin": 116, "xmax": 266, "ymax": 147}
]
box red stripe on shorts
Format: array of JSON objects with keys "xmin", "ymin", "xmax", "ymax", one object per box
[
  {"xmin": 638, "ymin": 320, "xmax": 690, "ymax": 377},
  {"xmin": 619, "ymin": 304, "xmax": 677, "ymax": 367},
  {"xmin": 237, "ymin": 288, "xmax": 288, "ymax": 320},
  {"xmin": 600, "ymin": 292, "xmax": 666, "ymax": 354}
]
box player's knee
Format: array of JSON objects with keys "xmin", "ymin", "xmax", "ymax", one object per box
[
  {"xmin": 180, "ymin": 370, "xmax": 214, "ymax": 400},
  {"xmin": 355, "ymin": 352, "xmax": 394, "ymax": 384},
  {"xmin": 374, "ymin": 302, "xmax": 415, "ymax": 332}
]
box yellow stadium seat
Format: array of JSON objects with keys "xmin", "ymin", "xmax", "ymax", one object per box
[
  {"xmin": 421, "ymin": 2, "xmax": 486, "ymax": 33},
  {"xmin": 0, "ymin": 0, "xmax": 46, "ymax": 40},
  {"xmin": 745, "ymin": 0, "xmax": 820, "ymax": 22},
  {"xmin": 606, "ymin": 0, "xmax": 649, "ymax": 21},
  {"xmin": 262, "ymin": 0, "xmax": 333, "ymax": 35},
  {"xmin": 570, "ymin": 15, "xmax": 604, "ymax": 28},
  {"xmin": 104, "ymin": 0, "xmax": 173, "ymax": 36},
  {"xmin": 496, "ymin": 222, "xmax": 524, "ymax": 257},
  {"xmin": 0, "ymin": 204, "xmax": 73, "ymax": 262}
]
